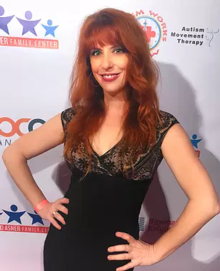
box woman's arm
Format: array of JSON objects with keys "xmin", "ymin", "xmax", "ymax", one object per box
[
  {"xmin": 154, "ymin": 124, "xmax": 220, "ymax": 262},
  {"xmin": 2, "ymin": 113, "xmax": 64, "ymax": 209}
]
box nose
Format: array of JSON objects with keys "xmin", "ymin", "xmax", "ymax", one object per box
[{"xmin": 100, "ymin": 53, "xmax": 113, "ymax": 70}]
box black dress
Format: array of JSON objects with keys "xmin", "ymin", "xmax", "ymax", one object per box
[{"xmin": 43, "ymin": 108, "xmax": 179, "ymax": 271}]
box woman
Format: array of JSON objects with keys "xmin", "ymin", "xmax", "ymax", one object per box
[{"xmin": 2, "ymin": 7, "xmax": 219, "ymax": 271}]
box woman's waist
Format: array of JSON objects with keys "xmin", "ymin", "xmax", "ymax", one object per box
[
  {"xmin": 48, "ymin": 223, "xmax": 139, "ymax": 252},
  {"xmin": 65, "ymin": 209, "xmax": 139, "ymax": 232},
  {"xmin": 65, "ymin": 191, "xmax": 142, "ymax": 216},
  {"xmin": 62, "ymin": 221, "xmax": 139, "ymax": 241}
]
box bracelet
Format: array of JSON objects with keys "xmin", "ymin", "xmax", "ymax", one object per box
[{"xmin": 34, "ymin": 199, "xmax": 49, "ymax": 213}]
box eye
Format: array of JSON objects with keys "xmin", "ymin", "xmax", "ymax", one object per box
[
  {"xmin": 113, "ymin": 47, "xmax": 124, "ymax": 53},
  {"xmin": 91, "ymin": 50, "xmax": 100, "ymax": 56}
]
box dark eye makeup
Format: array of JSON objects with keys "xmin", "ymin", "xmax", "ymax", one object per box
[{"xmin": 90, "ymin": 46, "xmax": 125, "ymax": 56}]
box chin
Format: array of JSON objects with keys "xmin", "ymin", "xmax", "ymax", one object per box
[
  {"xmin": 102, "ymin": 87, "xmax": 124, "ymax": 95},
  {"xmin": 99, "ymin": 82, "xmax": 126, "ymax": 95}
]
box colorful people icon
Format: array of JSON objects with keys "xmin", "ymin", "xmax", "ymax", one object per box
[
  {"xmin": 42, "ymin": 19, "xmax": 58, "ymax": 37},
  {"xmin": 3, "ymin": 204, "xmax": 26, "ymax": 224},
  {"xmin": 27, "ymin": 211, "xmax": 44, "ymax": 225},
  {"xmin": 0, "ymin": 6, "xmax": 14, "ymax": 35},
  {"xmin": 191, "ymin": 134, "xmax": 202, "ymax": 149},
  {"xmin": 16, "ymin": 10, "xmax": 41, "ymax": 36}
]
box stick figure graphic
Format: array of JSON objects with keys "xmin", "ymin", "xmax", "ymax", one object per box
[
  {"xmin": 0, "ymin": 6, "xmax": 14, "ymax": 35},
  {"xmin": 42, "ymin": 19, "xmax": 58, "ymax": 37},
  {"xmin": 16, "ymin": 10, "xmax": 41, "ymax": 36}
]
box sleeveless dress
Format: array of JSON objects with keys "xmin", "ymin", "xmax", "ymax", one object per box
[{"xmin": 43, "ymin": 108, "xmax": 179, "ymax": 271}]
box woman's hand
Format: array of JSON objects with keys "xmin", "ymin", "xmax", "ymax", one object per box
[
  {"xmin": 38, "ymin": 198, "xmax": 69, "ymax": 230},
  {"xmin": 107, "ymin": 232, "xmax": 158, "ymax": 271}
]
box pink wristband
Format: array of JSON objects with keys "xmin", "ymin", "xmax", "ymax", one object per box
[{"xmin": 34, "ymin": 199, "xmax": 49, "ymax": 213}]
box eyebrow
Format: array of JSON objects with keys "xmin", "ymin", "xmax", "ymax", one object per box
[{"xmin": 91, "ymin": 45, "xmax": 121, "ymax": 51}]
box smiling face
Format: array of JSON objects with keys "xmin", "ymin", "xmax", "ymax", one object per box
[{"xmin": 89, "ymin": 44, "xmax": 129, "ymax": 96}]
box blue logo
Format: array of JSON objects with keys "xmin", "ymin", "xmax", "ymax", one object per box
[
  {"xmin": 190, "ymin": 134, "xmax": 202, "ymax": 149},
  {"xmin": 2, "ymin": 204, "xmax": 44, "ymax": 225}
]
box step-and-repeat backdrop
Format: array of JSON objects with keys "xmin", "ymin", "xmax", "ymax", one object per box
[{"xmin": 0, "ymin": 0, "xmax": 219, "ymax": 270}]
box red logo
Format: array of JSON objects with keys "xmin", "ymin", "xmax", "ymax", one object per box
[
  {"xmin": 0, "ymin": 117, "xmax": 45, "ymax": 137},
  {"xmin": 133, "ymin": 10, "xmax": 167, "ymax": 56}
]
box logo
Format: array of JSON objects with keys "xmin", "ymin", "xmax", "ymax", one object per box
[
  {"xmin": 0, "ymin": 204, "xmax": 49, "ymax": 234},
  {"xmin": 0, "ymin": 117, "xmax": 45, "ymax": 147},
  {"xmin": 0, "ymin": 6, "xmax": 59, "ymax": 49},
  {"xmin": 0, "ymin": 117, "xmax": 45, "ymax": 137},
  {"xmin": 133, "ymin": 10, "xmax": 167, "ymax": 57},
  {"xmin": 190, "ymin": 134, "xmax": 202, "ymax": 157},
  {"xmin": 170, "ymin": 26, "xmax": 219, "ymax": 47},
  {"xmin": 206, "ymin": 29, "xmax": 219, "ymax": 47},
  {"xmin": 139, "ymin": 217, "xmax": 176, "ymax": 232}
]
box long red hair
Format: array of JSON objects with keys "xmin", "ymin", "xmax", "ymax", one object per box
[{"xmin": 64, "ymin": 8, "xmax": 161, "ymax": 173}]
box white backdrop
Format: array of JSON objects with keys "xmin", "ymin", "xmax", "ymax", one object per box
[{"xmin": 0, "ymin": 0, "xmax": 220, "ymax": 270}]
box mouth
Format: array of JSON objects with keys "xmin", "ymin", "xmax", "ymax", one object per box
[
  {"xmin": 99, "ymin": 73, "xmax": 121, "ymax": 82},
  {"xmin": 100, "ymin": 73, "xmax": 120, "ymax": 77}
]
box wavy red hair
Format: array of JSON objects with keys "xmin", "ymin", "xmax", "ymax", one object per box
[{"xmin": 64, "ymin": 8, "xmax": 161, "ymax": 173}]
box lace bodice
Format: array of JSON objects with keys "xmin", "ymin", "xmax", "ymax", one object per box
[{"xmin": 61, "ymin": 107, "xmax": 179, "ymax": 181}]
